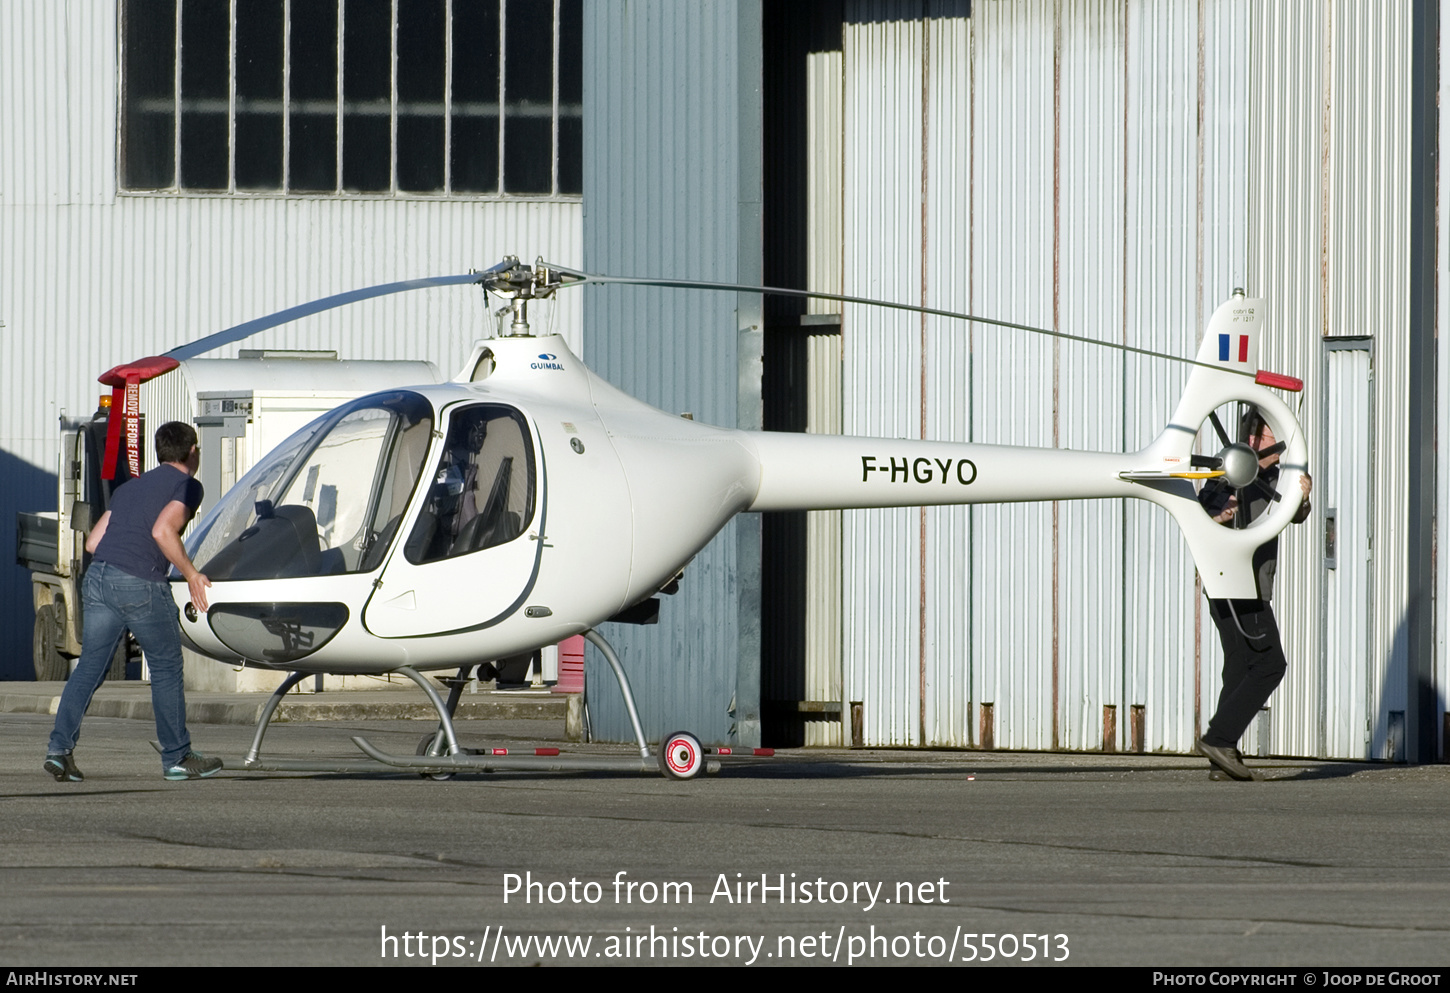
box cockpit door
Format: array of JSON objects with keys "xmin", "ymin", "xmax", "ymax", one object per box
[{"xmin": 363, "ymin": 402, "xmax": 544, "ymax": 638}]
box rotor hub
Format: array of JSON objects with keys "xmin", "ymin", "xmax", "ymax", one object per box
[
  {"xmin": 1219, "ymin": 443, "xmax": 1260, "ymax": 488},
  {"xmin": 477, "ymin": 256, "xmax": 584, "ymax": 337}
]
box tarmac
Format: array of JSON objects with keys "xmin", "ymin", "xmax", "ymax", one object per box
[
  {"xmin": 2, "ymin": 678, "xmax": 567, "ymax": 725},
  {"xmin": 4, "ymin": 678, "xmax": 1450, "ymax": 969}
]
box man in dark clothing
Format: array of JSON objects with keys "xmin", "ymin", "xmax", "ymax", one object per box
[
  {"xmin": 1197, "ymin": 412, "xmax": 1312, "ymax": 781},
  {"xmin": 45, "ymin": 421, "xmax": 220, "ymax": 782}
]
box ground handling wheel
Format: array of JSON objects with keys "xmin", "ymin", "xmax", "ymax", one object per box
[
  {"xmin": 658, "ymin": 730, "xmax": 704, "ymax": 780},
  {"xmin": 416, "ymin": 732, "xmax": 456, "ymax": 781}
]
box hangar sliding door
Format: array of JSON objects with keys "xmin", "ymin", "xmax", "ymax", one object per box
[{"xmin": 1321, "ymin": 341, "xmax": 1375, "ymax": 759}]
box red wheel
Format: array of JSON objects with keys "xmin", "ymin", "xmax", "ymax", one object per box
[{"xmin": 658, "ymin": 731, "xmax": 703, "ymax": 780}]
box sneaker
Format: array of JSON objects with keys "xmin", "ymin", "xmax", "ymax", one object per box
[
  {"xmin": 1196, "ymin": 739, "xmax": 1256, "ymax": 781},
  {"xmin": 1209, "ymin": 748, "xmax": 1260, "ymax": 781},
  {"xmin": 44, "ymin": 753, "xmax": 83, "ymax": 782},
  {"xmin": 163, "ymin": 752, "xmax": 223, "ymax": 781}
]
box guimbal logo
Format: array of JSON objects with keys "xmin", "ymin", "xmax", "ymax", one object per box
[{"xmin": 531, "ymin": 353, "xmax": 565, "ymax": 371}]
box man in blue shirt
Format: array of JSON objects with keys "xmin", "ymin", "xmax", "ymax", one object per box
[{"xmin": 45, "ymin": 421, "xmax": 221, "ymax": 782}]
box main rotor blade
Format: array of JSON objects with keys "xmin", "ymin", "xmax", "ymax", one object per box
[
  {"xmin": 556, "ymin": 268, "xmax": 1256, "ymax": 377},
  {"xmin": 165, "ymin": 273, "xmax": 483, "ymax": 361}
]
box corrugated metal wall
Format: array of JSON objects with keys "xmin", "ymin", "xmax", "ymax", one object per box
[
  {"xmin": 803, "ymin": 49, "xmax": 845, "ymax": 746},
  {"xmin": 0, "ymin": 0, "xmax": 581, "ymax": 678},
  {"xmin": 1057, "ymin": 0, "xmax": 1126, "ymax": 754},
  {"xmin": 834, "ymin": 0, "xmax": 1413, "ymax": 758},
  {"xmin": 1120, "ymin": 0, "xmax": 1212, "ymax": 756},
  {"xmin": 837, "ymin": 0, "xmax": 1211, "ymax": 751},
  {"xmin": 1247, "ymin": 0, "xmax": 1411, "ymax": 760},
  {"xmin": 841, "ymin": 8, "xmax": 927, "ymax": 745},
  {"xmin": 581, "ymin": 0, "xmax": 764, "ymax": 746}
]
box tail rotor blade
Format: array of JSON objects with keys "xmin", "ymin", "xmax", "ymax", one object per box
[
  {"xmin": 1208, "ymin": 411, "xmax": 1232, "ymax": 448},
  {"xmin": 1250, "ymin": 477, "xmax": 1283, "ymax": 504}
]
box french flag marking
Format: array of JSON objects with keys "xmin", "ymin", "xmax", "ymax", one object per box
[{"xmin": 1218, "ymin": 333, "xmax": 1251, "ymax": 363}]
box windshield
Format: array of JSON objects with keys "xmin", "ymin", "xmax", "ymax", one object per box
[{"xmin": 188, "ymin": 391, "xmax": 434, "ymax": 580}]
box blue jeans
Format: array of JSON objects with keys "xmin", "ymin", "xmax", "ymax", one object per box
[{"xmin": 47, "ymin": 561, "xmax": 192, "ymax": 770}]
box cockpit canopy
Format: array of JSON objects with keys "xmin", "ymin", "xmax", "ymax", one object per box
[{"xmin": 187, "ymin": 391, "xmax": 537, "ymax": 582}]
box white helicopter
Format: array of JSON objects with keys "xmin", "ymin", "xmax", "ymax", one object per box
[{"xmin": 101, "ymin": 257, "xmax": 1308, "ymax": 779}]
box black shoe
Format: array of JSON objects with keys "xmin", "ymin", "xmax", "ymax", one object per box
[
  {"xmin": 44, "ymin": 753, "xmax": 83, "ymax": 782},
  {"xmin": 163, "ymin": 752, "xmax": 223, "ymax": 781},
  {"xmin": 1197, "ymin": 739, "xmax": 1256, "ymax": 781}
]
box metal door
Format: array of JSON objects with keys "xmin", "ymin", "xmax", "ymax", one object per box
[{"xmin": 1321, "ymin": 341, "xmax": 1373, "ymax": 757}]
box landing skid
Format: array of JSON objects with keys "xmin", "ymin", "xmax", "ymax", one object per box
[{"xmin": 227, "ymin": 628, "xmax": 770, "ymax": 779}]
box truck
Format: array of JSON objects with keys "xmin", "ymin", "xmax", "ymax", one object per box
[{"xmin": 18, "ymin": 351, "xmax": 440, "ymax": 687}]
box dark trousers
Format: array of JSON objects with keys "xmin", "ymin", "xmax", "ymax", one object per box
[{"xmin": 1204, "ymin": 598, "xmax": 1288, "ymax": 748}]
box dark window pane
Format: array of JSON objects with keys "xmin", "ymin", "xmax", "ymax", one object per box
[
  {"xmin": 397, "ymin": 0, "xmax": 445, "ymax": 102},
  {"xmin": 125, "ymin": 107, "xmax": 177, "ymax": 188},
  {"xmin": 558, "ymin": 0, "xmax": 580, "ymax": 106},
  {"xmin": 235, "ymin": 0, "xmax": 283, "ymax": 101},
  {"xmin": 451, "ymin": 0, "xmax": 499, "ymax": 104},
  {"xmin": 180, "ymin": 0, "xmax": 229, "ymax": 100},
  {"xmin": 504, "ymin": 115, "xmax": 550, "ymax": 194},
  {"xmin": 397, "ymin": 0, "xmax": 444, "ymax": 191},
  {"xmin": 557, "ymin": 0, "xmax": 581, "ymax": 196},
  {"xmin": 290, "ymin": 0, "xmax": 338, "ymax": 190},
  {"xmin": 235, "ymin": 111, "xmax": 283, "ymax": 188},
  {"xmin": 127, "ymin": 0, "xmax": 177, "ymax": 100},
  {"xmin": 290, "ymin": 113, "xmax": 338, "ymax": 190},
  {"xmin": 123, "ymin": 0, "xmax": 176, "ymax": 188},
  {"xmin": 179, "ymin": 0, "xmax": 228, "ymax": 189},
  {"xmin": 556, "ymin": 113, "xmax": 580, "ymax": 195},
  {"xmin": 234, "ymin": 0, "xmax": 283, "ymax": 189},
  {"xmin": 450, "ymin": 112, "xmax": 498, "ymax": 193},
  {"xmin": 451, "ymin": 0, "xmax": 499, "ymax": 193},
  {"xmin": 342, "ymin": 0, "xmax": 390, "ymax": 190},
  {"xmin": 343, "ymin": 113, "xmax": 391, "ymax": 191},
  {"xmin": 180, "ymin": 109, "xmax": 228, "ymax": 189},
  {"xmin": 290, "ymin": 0, "xmax": 338, "ymax": 101},
  {"xmin": 503, "ymin": 0, "xmax": 552, "ymax": 193},
  {"xmin": 397, "ymin": 115, "xmax": 444, "ymax": 191},
  {"xmin": 343, "ymin": 0, "xmax": 391, "ymax": 103},
  {"xmin": 504, "ymin": 0, "xmax": 552, "ymax": 105}
]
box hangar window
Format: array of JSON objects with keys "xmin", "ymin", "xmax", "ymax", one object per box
[{"xmin": 120, "ymin": 0, "xmax": 583, "ymax": 198}]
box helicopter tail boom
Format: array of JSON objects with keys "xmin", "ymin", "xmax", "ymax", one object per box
[
  {"xmin": 745, "ymin": 433, "xmax": 1134, "ymax": 512},
  {"xmin": 745, "ymin": 291, "xmax": 1308, "ymax": 600}
]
